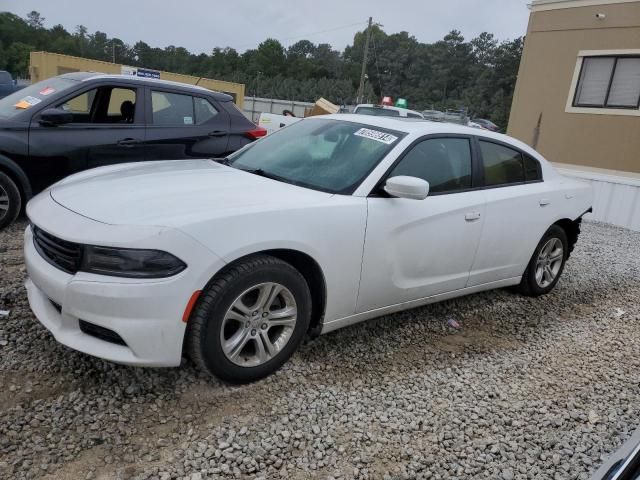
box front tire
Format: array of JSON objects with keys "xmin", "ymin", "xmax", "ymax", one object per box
[
  {"xmin": 0, "ymin": 171, "xmax": 21, "ymax": 230},
  {"xmin": 517, "ymin": 225, "xmax": 568, "ymax": 296},
  {"xmin": 186, "ymin": 255, "xmax": 311, "ymax": 383}
]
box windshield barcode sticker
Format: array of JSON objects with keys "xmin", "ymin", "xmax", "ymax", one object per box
[{"xmin": 354, "ymin": 128, "xmax": 398, "ymax": 145}]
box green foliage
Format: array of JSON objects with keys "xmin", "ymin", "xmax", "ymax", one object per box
[{"xmin": 0, "ymin": 10, "xmax": 523, "ymax": 125}]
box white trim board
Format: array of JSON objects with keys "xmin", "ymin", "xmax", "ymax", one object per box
[{"xmin": 531, "ymin": 0, "xmax": 640, "ymax": 12}]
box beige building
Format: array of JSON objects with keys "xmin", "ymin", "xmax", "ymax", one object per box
[
  {"xmin": 29, "ymin": 51, "xmax": 246, "ymax": 109},
  {"xmin": 508, "ymin": 0, "xmax": 640, "ymax": 174}
]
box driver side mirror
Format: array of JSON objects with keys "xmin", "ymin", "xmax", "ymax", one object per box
[
  {"xmin": 384, "ymin": 176, "xmax": 430, "ymax": 200},
  {"xmin": 39, "ymin": 108, "xmax": 74, "ymax": 126}
]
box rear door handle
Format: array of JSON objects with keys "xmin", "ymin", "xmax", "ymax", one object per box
[
  {"xmin": 539, "ymin": 198, "xmax": 550, "ymax": 207},
  {"xmin": 208, "ymin": 130, "xmax": 227, "ymax": 137},
  {"xmin": 465, "ymin": 212, "xmax": 481, "ymax": 222},
  {"xmin": 117, "ymin": 138, "xmax": 141, "ymax": 147}
]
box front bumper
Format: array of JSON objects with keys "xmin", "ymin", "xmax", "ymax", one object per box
[{"xmin": 23, "ymin": 197, "xmax": 226, "ymax": 367}]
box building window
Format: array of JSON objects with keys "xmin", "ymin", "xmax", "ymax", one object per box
[{"xmin": 574, "ymin": 56, "xmax": 640, "ymax": 109}]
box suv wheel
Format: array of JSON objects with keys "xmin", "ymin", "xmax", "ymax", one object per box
[
  {"xmin": 0, "ymin": 171, "xmax": 21, "ymax": 230},
  {"xmin": 186, "ymin": 254, "xmax": 311, "ymax": 383}
]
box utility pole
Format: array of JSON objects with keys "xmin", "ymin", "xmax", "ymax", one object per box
[
  {"xmin": 357, "ymin": 17, "xmax": 373, "ymax": 104},
  {"xmin": 112, "ymin": 41, "xmax": 116, "ymax": 63}
]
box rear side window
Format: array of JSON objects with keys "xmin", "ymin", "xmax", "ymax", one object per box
[
  {"xmin": 389, "ymin": 138, "xmax": 472, "ymax": 194},
  {"xmin": 407, "ymin": 112, "xmax": 423, "ymax": 119},
  {"xmin": 152, "ymin": 91, "xmax": 194, "ymax": 125},
  {"xmin": 479, "ymin": 141, "xmax": 525, "ymax": 187},
  {"xmin": 523, "ymin": 154, "xmax": 542, "ymax": 182},
  {"xmin": 194, "ymin": 97, "xmax": 218, "ymax": 124}
]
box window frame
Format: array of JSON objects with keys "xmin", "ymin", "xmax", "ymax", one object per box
[
  {"xmin": 566, "ymin": 50, "xmax": 640, "ymax": 117},
  {"xmin": 147, "ymin": 87, "xmax": 223, "ymax": 127},
  {"xmin": 33, "ymin": 81, "xmax": 143, "ymax": 126},
  {"xmin": 572, "ymin": 55, "xmax": 640, "ymax": 110},
  {"xmin": 371, "ymin": 133, "xmax": 482, "ymax": 198},
  {"xmin": 475, "ymin": 137, "xmax": 544, "ymax": 189}
]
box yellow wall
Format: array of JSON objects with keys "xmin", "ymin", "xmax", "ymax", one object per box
[
  {"xmin": 29, "ymin": 51, "xmax": 245, "ymax": 108},
  {"xmin": 507, "ymin": 1, "xmax": 640, "ymax": 173}
]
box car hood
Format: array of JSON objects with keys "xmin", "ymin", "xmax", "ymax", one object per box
[{"xmin": 49, "ymin": 160, "xmax": 333, "ymax": 227}]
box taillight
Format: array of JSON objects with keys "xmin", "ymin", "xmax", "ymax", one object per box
[{"xmin": 245, "ymin": 126, "xmax": 268, "ymax": 140}]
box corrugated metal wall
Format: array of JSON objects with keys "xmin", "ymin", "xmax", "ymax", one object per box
[{"xmin": 558, "ymin": 167, "xmax": 640, "ymax": 231}]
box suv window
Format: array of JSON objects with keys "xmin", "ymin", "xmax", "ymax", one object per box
[
  {"xmin": 58, "ymin": 86, "xmax": 138, "ymax": 123},
  {"xmin": 479, "ymin": 140, "xmax": 525, "ymax": 187},
  {"xmin": 152, "ymin": 91, "xmax": 194, "ymax": 125},
  {"xmin": 389, "ymin": 137, "xmax": 472, "ymax": 194},
  {"xmin": 59, "ymin": 88, "xmax": 97, "ymax": 121},
  {"xmin": 406, "ymin": 112, "xmax": 423, "ymax": 119},
  {"xmin": 194, "ymin": 97, "xmax": 218, "ymax": 124}
]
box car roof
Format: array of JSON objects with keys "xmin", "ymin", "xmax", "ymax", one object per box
[
  {"xmin": 57, "ymin": 72, "xmax": 233, "ymax": 101},
  {"xmin": 317, "ymin": 114, "xmax": 542, "ymax": 158}
]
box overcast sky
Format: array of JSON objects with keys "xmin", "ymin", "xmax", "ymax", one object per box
[{"xmin": 3, "ymin": 0, "xmax": 532, "ymax": 53}]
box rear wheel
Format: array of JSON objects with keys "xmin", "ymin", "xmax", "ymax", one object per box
[
  {"xmin": 518, "ymin": 225, "xmax": 568, "ymax": 296},
  {"xmin": 0, "ymin": 171, "xmax": 21, "ymax": 230},
  {"xmin": 186, "ymin": 255, "xmax": 311, "ymax": 383}
]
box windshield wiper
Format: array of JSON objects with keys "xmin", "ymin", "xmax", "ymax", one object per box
[
  {"xmin": 213, "ymin": 156, "xmax": 231, "ymax": 165},
  {"xmin": 236, "ymin": 167, "xmax": 289, "ymax": 183}
]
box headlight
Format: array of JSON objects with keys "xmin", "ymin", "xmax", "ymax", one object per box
[{"xmin": 81, "ymin": 246, "xmax": 186, "ymax": 279}]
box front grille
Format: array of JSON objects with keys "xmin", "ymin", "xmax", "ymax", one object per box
[
  {"xmin": 33, "ymin": 226, "xmax": 82, "ymax": 274},
  {"xmin": 78, "ymin": 320, "xmax": 127, "ymax": 346}
]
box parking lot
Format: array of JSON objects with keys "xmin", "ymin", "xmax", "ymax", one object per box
[{"xmin": 0, "ymin": 218, "xmax": 639, "ymax": 480}]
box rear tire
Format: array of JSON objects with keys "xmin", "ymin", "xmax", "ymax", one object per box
[
  {"xmin": 186, "ymin": 254, "xmax": 311, "ymax": 384},
  {"xmin": 0, "ymin": 171, "xmax": 21, "ymax": 230},
  {"xmin": 517, "ymin": 225, "xmax": 568, "ymax": 297}
]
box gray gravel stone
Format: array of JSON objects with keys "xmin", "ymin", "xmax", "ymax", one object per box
[{"xmin": 1, "ymin": 219, "xmax": 639, "ymax": 480}]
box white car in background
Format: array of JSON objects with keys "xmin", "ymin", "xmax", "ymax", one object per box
[
  {"xmin": 24, "ymin": 115, "xmax": 592, "ymax": 383},
  {"xmin": 353, "ymin": 104, "xmax": 425, "ymax": 119}
]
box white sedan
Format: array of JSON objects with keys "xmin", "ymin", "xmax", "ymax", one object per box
[{"xmin": 24, "ymin": 115, "xmax": 593, "ymax": 383}]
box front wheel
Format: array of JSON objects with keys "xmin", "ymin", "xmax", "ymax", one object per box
[
  {"xmin": 186, "ymin": 255, "xmax": 311, "ymax": 383},
  {"xmin": 0, "ymin": 171, "xmax": 21, "ymax": 230},
  {"xmin": 517, "ymin": 225, "xmax": 568, "ymax": 296}
]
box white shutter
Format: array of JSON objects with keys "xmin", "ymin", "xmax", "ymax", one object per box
[
  {"xmin": 607, "ymin": 58, "xmax": 640, "ymax": 108},
  {"xmin": 575, "ymin": 57, "xmax": 615, "ymax": 106}
]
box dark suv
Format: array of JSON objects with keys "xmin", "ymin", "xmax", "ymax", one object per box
[{"xmin": 0, "ymin": 72, "xmax": 265, "ymax": 229}]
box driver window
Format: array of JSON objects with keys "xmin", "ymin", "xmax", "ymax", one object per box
[
  {"xmin": 58, "ymin": 86, "xmax": 137, "ymax": 124},
  {"xmin": 59, "ymin": 88, "xmax": 98, "ymax": 122},
  {"xmin": 389, "ymin": 138, "xmax": 472, "ymax": 194}
]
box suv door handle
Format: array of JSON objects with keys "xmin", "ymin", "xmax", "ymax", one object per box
[
  {"xmin": 117, "ymin": 138, "xmax": 141, "ymax": 147},
  {"xmin": 465, "ymin": 212, "xmax": 481, "ymax": 222},
  {"xmin": 539, "ymin": 198, "xmax": 550, "ymax": 207},
  {"xmin": 208, "ymin": 130, "xmax": 227, "ymax": 137}
]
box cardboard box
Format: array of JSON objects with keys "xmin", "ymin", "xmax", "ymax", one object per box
[{"xmin": 305, "ymin": 97, "xmax": 340, "ymax": 117}]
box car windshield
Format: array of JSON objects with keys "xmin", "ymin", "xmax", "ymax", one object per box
[
  {"xmin": 228, "ymin": 118, "xmax": 405, "ymax": 194},
  {"xmin": 0, "ymin": 77, "xmax": 78, "ymax": 119}
]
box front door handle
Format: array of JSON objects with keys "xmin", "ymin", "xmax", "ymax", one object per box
[
  {"xmin": 539, "ymin": 198, "xmax": 550, "ymax": 207},
  {"xmin": 208, "ymin": 130, "xmax": 227, "ymax": 137},
  {"xmin": 117, "ymin": 138, "xmax": 141, "ymax": 147},
  {"xmin": 465, "ymin": 212, "xmax": 481, "ymax": 222}
]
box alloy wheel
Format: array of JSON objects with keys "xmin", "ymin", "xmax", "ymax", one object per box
[
  {"xmin": 0, "ymin": 184, "xmax": 9, "ymax": 220},
  {"xmin": 535, "ymin": 237, "xmax": 564, "ymax": 288},
  {"xmin": 220, "ymin": 282, "xmax": 298, "ymax": 367}
]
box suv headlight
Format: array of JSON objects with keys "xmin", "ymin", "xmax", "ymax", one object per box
[{"xmin": 82, "ymin": 246, "xmax": 186, "ymax": 279}]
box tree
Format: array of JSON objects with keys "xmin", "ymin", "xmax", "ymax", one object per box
[
  {"xmin": 0, "ymin": 10, "xmax": 524, "ymax": 124},
  {"xmin": 26, "ymin": 11, "xmax": 44, "ymax": 29}
]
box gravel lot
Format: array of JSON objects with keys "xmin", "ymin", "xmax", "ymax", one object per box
[{"xmin": 1, "ymin": 219, "xmax": 639, "ymax": 480}]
